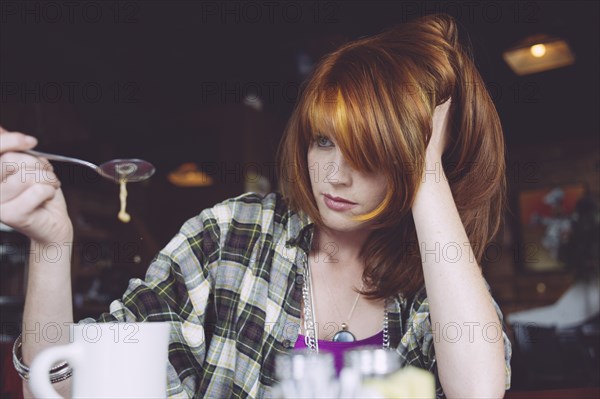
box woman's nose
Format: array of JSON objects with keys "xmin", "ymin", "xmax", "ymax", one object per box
[{"xmin": 326, "ymin": 150, "xmax": 352, "ymax": 186}]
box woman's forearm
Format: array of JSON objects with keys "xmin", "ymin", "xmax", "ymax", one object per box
[
  {"xmin": 411, "ymin": 159, "xmax": 506, "ymax": 398},
  {"xmin": 22, "ymin": 237, "xmax": 74, "ymax": 398}
]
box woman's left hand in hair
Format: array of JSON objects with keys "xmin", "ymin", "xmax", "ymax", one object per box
[{"xmin": 426, "ymin": 98, "xmax": 452, "ymax": 162}]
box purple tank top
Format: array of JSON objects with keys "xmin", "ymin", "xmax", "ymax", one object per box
[{"xmin": 294, "ymin": 330, "xmax": 384, "ymax": 375}]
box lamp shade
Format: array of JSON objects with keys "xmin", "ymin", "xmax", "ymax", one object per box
[
  {"xmin": 503, "ymin": 34, "xmax": 575, "ymax": 76},
  {"xmin": 168, "ymin": 163, "xmax": 214, "ymax": 187}
]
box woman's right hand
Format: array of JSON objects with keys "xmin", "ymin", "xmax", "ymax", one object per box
[{"xmin": 0, "ymin": 127, "xmax": 73, "ymax": 244}]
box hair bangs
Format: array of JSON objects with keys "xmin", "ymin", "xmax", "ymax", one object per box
[
  {"xmin": 301, "ymin": 77, "xmax": 399, "ymax": 224},
  {"xmin": 305, "ymin": 80, "xmax": 389, "ymax": 176}
]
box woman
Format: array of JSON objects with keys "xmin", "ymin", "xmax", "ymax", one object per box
[{"xmin": 1, "ymin": 14, "xmax": 510, "ymax": 398}]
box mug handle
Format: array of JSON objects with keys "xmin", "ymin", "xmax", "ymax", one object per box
[{"xmin": 28, "ymin": 343, "xmax": 81, "ymax": 399}]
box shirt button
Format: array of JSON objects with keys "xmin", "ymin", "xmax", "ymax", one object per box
[
  {"xmin": 283, "ymin": 339, "xmax": 292, "ymax": 348},
  {"xmin": 295, "ymin": 274, "xmax": 304, "ymax": 285}
]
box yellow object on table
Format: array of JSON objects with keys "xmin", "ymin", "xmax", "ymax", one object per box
[{"xmin": 362, "ymin": 365, "xmax": 436, "ymax": 399}]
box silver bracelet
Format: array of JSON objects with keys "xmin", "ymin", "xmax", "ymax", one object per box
[{"xmin": 12, "ymin": 333, "xmax": 73, "ymax": 383}]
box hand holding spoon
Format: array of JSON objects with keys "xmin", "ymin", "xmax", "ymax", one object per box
[
  {"xmin": 24, "ymin": 150, "xmax": 155, "ymax": 223},
  {"xmin": 23, "ymin": 150, "xmax": 155, "ymax": 183}
]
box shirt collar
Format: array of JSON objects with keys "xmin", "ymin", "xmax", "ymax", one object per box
[{"xmin": 285, "ymin": 208, "xmax": 315, "ymax": 253}]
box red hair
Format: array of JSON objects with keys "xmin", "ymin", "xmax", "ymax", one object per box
[{"xmin": 277, "ymin": 14, "xmax": 507, "ymax": 300}]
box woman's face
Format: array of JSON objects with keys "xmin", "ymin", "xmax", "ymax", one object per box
[{"xmin": 307, "ymin": 135, "xmax": 387, "ymax": 232}]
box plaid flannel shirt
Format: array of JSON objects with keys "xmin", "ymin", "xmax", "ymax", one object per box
[{"xmin": 83, "ymin": 192, "xmax": 512, "ymax": 398}]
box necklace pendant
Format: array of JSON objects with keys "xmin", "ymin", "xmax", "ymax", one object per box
[{"xmin": 332, "ymin": 323, "xmax": 356, "ymax": 342}]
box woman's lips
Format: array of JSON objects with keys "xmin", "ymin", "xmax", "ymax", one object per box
[{"xmin": 323, "ymin": 194, "xmax": 357, "ymax": 211}]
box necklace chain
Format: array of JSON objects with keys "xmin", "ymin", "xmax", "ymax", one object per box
[
  {"xmin": 344, "ymin": 287, "xmax": 362, "ymax": 326},
  {"xmin": 302, "ymin": 257, "xmax": 318, "ymax": 352},
  {"xmin": 301, "ymin": 258, "xmax": 389, "ymax": 352},
  {"xmin": 322, "ymin": 271, "xmax": 363, "ymax": 331}
]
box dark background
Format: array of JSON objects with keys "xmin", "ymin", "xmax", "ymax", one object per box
[
  {"xmin": 2, "ymin": 1, "xmax": 598, "ymax": 158},
  {"xmin": 1, "ymin": 1, "xmax": 599, "ymax": 394},
  {"xmin": 1, "ymin": 3, "xmax": 598, "ymax": 254},
  {"xmin": 2, "ymin": 1, "xmax": 598, "ymax": 244}
]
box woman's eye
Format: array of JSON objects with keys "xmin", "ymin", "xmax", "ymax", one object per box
[{"xmin": 316, "ymin": 135, "xmax": 334, "ymax": 147}]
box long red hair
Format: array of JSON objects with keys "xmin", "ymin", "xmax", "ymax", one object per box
[{"xmin": 277, "ymin": 14, "xmax": 506, "ymax": 300}]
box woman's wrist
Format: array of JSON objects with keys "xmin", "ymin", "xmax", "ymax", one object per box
[
  {"xmin": 30, "ymin": 223, "xmax": 74, "ymax": 249},
  {"xmin": 13, "ymin": 333, "xmax": 73, "ymax": 383}
]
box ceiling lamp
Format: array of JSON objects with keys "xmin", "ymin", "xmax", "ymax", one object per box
[
  {"xmin": 168, "ymin": 162, "xmax": 214, "ymax": 187},
  {"xmin": 503, "ymin": 34, "xmax": 575, "ymax": 76}
]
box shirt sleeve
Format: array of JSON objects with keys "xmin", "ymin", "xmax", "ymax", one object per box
[
  {"xmin": 398, "ymin": 286, "xmax": 512, "ymax": 399},
  {"xmin": 78, "ymin": 210, "xmax": 221, "ymax": 398}
]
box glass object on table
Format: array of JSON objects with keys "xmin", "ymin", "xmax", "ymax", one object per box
[{"xmin": 273, "ymin": 349, "xmax": 338, "ymax": 398}]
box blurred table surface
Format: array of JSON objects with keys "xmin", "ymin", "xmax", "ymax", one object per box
[{"xmin": 506, "ymin": 386, "xmax": 600, "ymax": 398}]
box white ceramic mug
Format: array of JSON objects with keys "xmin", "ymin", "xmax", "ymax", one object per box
[{"xmin": 28, "ymin": 322, "xmax": 170, "ymax": 398}]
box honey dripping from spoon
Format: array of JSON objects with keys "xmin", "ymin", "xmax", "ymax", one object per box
[
  {"xmin": 115, "ymin": 163, "xmax": 137, "ymax": 223},
  {"xmin": 118, "ymin": 179, "xmax": 131, "ymax": 223}
]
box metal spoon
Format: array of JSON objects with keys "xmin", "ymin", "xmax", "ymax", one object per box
[{"xmin": 24, "ymin": 150, "xmax": 155, "ymax": 183}]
